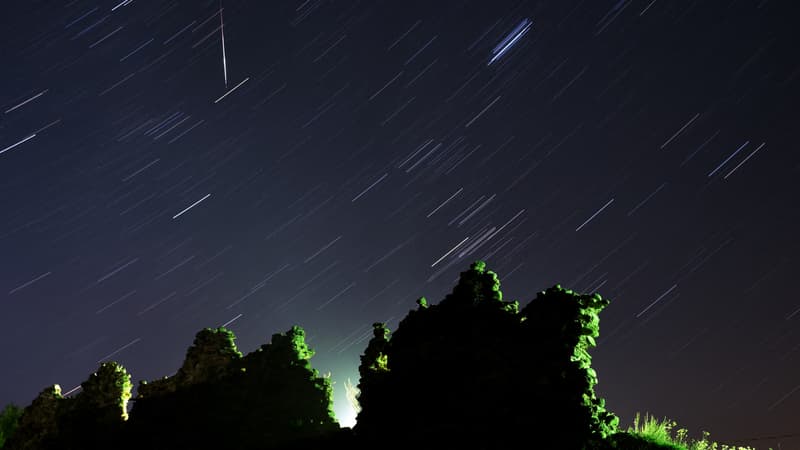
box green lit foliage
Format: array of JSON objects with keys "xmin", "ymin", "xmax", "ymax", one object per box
[
  {"xmin": 0, "ymin": 404, "xmax": 23, "ymax": 448},
  {"xmin": 138, "ymin": 327, "xmax": 242, "ymax": 399},
  {"xmin": 606, "ymin": 412, "xmax": 760, "ymax": 450},
  {"xmin": 75, "ymin": 362, "xmax": 132, "ymax": 422},
  {"xmin": 439, "ymin": 260, "xmax": 504, "ymax": 306},
  {"xmin": 235, "ymin": 325, "xmax": 338, "ymax": 439},
  {"xmin": 354, "ymin": 322, "xmax": 391, "ymax": 431},
  {"xmin": 359, "ymin": 323, "xmax": 391, "ymax": 376},
  {"xmin": 3, "ymin": 385, "xmax": 63, "ymax": 450},
  {"xmin": 518, "ymin": 284, "xmax": 619, "ymax": 447},
  {"xmin": 129, "ymin": 325, "xmax": 337, "ymax": 450},
  {"xmin": 49, "ymin": 362, "xmax": 133, "ymax": 449},
  {"xmin": 178, "ymin": 326, "xmax": 243, "ymax": 384},
  {"xmin": 355, "ymin": 260, "xmax": 617, "ymax": 448}
]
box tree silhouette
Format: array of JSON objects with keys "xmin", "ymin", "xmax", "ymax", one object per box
[
  {"xmin": 0, "ymin": 403, "xmax": 22, "ymax": 448},
  {"xmin": 354, "ymin": 260, "xmax": 618, "ymax": 449},
  {"xmin": 129, "ymin": 325, "xmax": 337, "ymax": 450},
  {"xmin": 4, "ymin": 385, "xmax": 63, "ymax": 450},
  {"xmin": 51, "ymin": 362, "xmax": 132, "ymax": 449},
  {"xmin": 353, "ymin": 322, "xmax": 391, "ymax": 433},
  {"xmin": 74, "ymin": 362, "xmax": 132, "ymax": 422},
  {"xmin": 516, "ymin": 284, "xmax": 619, "ymax": 448},
  {"xmin": 4, "ymin": 261, "xmax": 711, "ymax": 450},
  {"xmin": 137, "ymin": 327, "xmax": 242, "ymax": 399},
  {"xmin": 231, "ymin": 325, "xmax": 338, "ymax": 447}
]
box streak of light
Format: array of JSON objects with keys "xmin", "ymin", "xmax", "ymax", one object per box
[
  {"xmin": 723, "ymin": 142, "xmax": 766, "ymax": 179},
  {"xmin": 214, "ymin": 77, "xmax": 249, "ymax": 103},
  {"xmin": 8, "ymin": 272, "xmax": 52, "ymax": 295},
  {"xmin": 119, "ymin": 38, "xmax": 153, "ymax": 62},
  {"xmin": 96, "ymin": 290, "xmax": 137, "ymax": 314},
  {"xmin": 220, "ymin": 0, "xmax": 228, "ymax": 88},
  {"xmin": 486, "ymin": 209, "xmax": 526, "ymax": 241},
  {"xmin": 457, "ymin": 194, "xmax": 496, "ymax": 226},
  {"xmin": 767, "ymin": 384, "xmax": 800, "ymax": 411},
  {"xmin": 65, "ymin": 7, "xmax": 98, "ymax": 29},
  {"xmin": 708, "ymin": 141, "xmax": 749, "ymax": 178},
  {"xmin": 221, "ymin": 313, "xmax": 243, "ymax": 328},
  {"xmin": 97, "ymin": 258, "xmax": 139, "ymax": 283},
  {"xmin": 89, "ymin": 26, "xmax": 123, "ymax": 48},
  {"xmin": 465, "ymin": 95, "xmax": 501, "ymax": 127},
  {"xmin": 316, "ymin": 282, "xmax": 356, "ymax": 311},
  {"xmin": 33, "ymin": 119, "xmax": 62, "ymax": 134},
  {"xmin": 458, "ymin": 227, "xmax": 496, "ymax": 258},
  {"xmin": 369, "ymin": 71, "xmax": 403, "ymax": 101},
  {"xmin": 4, "ymin": 90, "xmax": 48, "ymax": 113},
  {"xmin": 575, "ymin": 198, "xmax": 614, "ymax": 232},
  {"xmin": 364, "ymin": 237, "xmax": 414, "ymax": 272},
  {"xmin": 122, "ymin": 159, "xmax": 160, "ymax": 181},
  {"xmin": 627, "ymin": 182, "xmax": 667, "ymax": 216},
  {"xmin": 427, "ymin": 187, "xmax": 463, "ymax": 217},
  {"xmin": 304, "ymin": 236, "xmax": 343, "ymax": 263},
  {"xmin": 352, "ymin": 173, "xmax": 388, "ymax": 202},
  {"xmin": 660, "ymin": 113, "xmax": 699, "ymax": 149},
  {"xmin": 99, "ymin": 73, "xmax": 135, "ymax": 96},
  {"xmin": 640, "ymin": 0, "xmax": 658, "ymax": 15},
  {"xmin": 387, "ymin": 20, "xmax": 422, "ymax": 50},
  {"xmin": 398, "ymin": 139, "xmax": 433, "ymax": 169},
  {"xmin": 97, "ymin": 337, "xmax": 142, "ymax": 363},
  {"xmin": 111, "ymin": 0, "xmax": 133, "ymax": 11},
  {"xmin": 172, "ymin": 193, "xmax": 212, "ymax": 219},
  {"xmin": 404, "ymin": 35, "xmax": 437, "ymax": 66},
  {"xmin": 164, "ymin": 21, "xmax": 196, "ymax": 45},
  {"xmin": 0, "ymin": 134, "xmax": 36, "ymax": 155},
  {"xmin": 431, "ymin": 236, "xmax": 470, "ymax": 267},
  {"xmin": 168, "ymin": 119, "xmax": 205, "ymax": 144},
  {"xmin": 154, "ymin": 255, "xmax": 196, "ymax": 280},
  {"xmin": 635, "ymin": 284, "xmax": 678, "ymax": 318},
  {"xmin": 488, "ymin": 19, "xmax": 531, "ymax": 65},
  {"xmin": 405, "ymin": 142, "xmax": 441, "ymax": 172},
  {"xmin": 137, "ymin": 291, "xmax": 177, "ymax": 315},
  {"xmin": 63, "ymin": 386, "xmax": 83, "ymax": 397}
]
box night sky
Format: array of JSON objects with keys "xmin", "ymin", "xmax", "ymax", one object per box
[{"xmin": 1, "ymin": 0, "xmax": 799, "ymax": 446}]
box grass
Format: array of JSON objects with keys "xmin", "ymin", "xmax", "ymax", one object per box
[{"xmin": 623, "ymin": 412, "xmax": 764, "ymax": 450}]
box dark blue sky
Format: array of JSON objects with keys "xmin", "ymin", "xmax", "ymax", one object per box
[{"xmin": 1, "ymin": 0, "xmax": 798, "ymax": 446}]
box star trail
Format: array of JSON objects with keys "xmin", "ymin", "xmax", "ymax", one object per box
[{"xmin": 0, "ymin": 0, "xmax": 798, "ymax": 445}]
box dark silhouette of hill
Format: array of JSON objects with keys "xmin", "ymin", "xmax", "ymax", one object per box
[{"xmin": 2, "ymin": 261, "xmax": 722, "ymax": 450}]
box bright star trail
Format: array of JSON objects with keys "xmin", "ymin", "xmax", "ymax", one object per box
[
  {"xmin": 488, "ymin": 18, "xmax": 532, "ymax": 65},
  {"xmin": 0, "ymin": 1, "xmax": 798, "ymax": 447}
]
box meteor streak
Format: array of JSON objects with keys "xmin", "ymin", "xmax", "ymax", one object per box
[{"xmin": 220, "ymin": 1, "xmax": 228, "ymax": 88}]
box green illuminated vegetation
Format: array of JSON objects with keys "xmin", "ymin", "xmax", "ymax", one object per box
[
  {"xmin": 0, "ymin": 404, "xmax": 22, "ymax": 448},
  {"xmin": 0, "ymin": 261, "xmax": 762, "ymax": 449}
]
